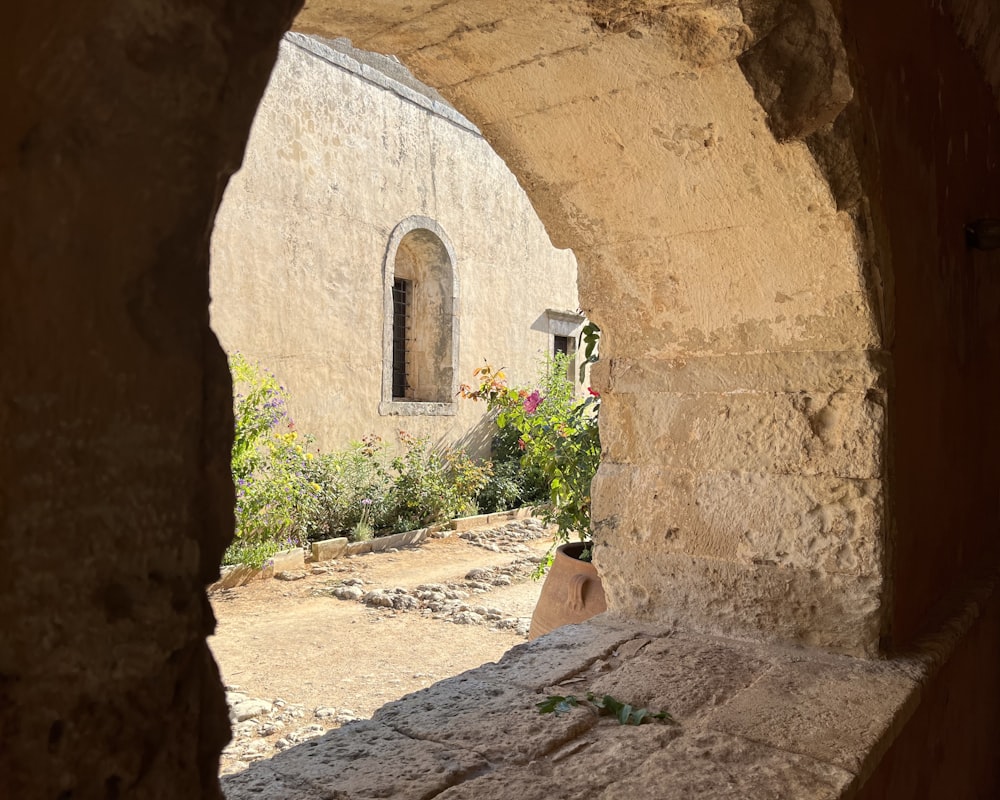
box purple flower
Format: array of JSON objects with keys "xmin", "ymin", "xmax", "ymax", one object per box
[{"xmin": 523, "ymin": 390, "xmax": 543, "ymax": 415}]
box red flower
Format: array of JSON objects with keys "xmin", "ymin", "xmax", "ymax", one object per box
[{"xmin": 523, "ymin": 390, "xmax": 543, "ymax": 414}]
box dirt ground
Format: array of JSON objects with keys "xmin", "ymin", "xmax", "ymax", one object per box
[{"xmin": 209, "ymin": 522, "xmax": 552, "ymax": 775}]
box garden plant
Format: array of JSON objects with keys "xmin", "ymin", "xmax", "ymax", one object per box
[
  {"xmin": 459, "ymin": 322, "xmax": 602, "ymax": 566},
  {"xmin": 226, "ymin": 354, "xmax": 504, "ymax": 569}
]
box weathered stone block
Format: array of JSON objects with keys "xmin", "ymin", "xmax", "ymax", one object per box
[
  {"xmin": 434, "ymin": 723, "xmax": 682, "ymax": 800},
  {"xmin": 703, "ymin": 659, "xmax": 920, "ymax": 776},
  {"xmin": 345, "ymin": 540, "xmax": 373, "ymax": 556},
  {"xmin": 593, "ymin": 464, "xmax": 883, "ymax": 576},
  {"xmin": 372, "ymin": 670, "xmax": 597, "ymax": 764},
  {"xmin": 370, "ymin": 528, "xmax": 428, "ymax": 552},
  {"xmin": 310, "ymin": 537, "xmax": 348, "ymax": 562},
  {"xmin": 491, "ymin": 614, "xmax": 652, "ymax": 690},
  {"xmin": 222, "ymin": 720, "xmax": 488, "ymax": 800},
  {"xmin": 601, "ymin": 388, "xmax": 884, "ymax": 478},
  {"xmin": 451, "ymin": 513, "xmax": 493, "ymax": 532},
  {"xmin": 594, "ymin": 548, "xmax": 882, "ymax": 656},
  {"xmin": 586, "ymin": 633, "xmax": 771, "ymax": 720},
  {"xmin": 579, "ymin": 228, "xmax": 878, "ymax": 358},
  {"xmin": 269, "ymin": 548, "xmax": 305, "ymax": 573},
  {"xmin": 593, "ymin": 730, "xmax": 854, "ymax": 800},
  {"xmin": 609, "ymin": 351, "xmax": 888, "ymax": 395},
  {"xmin": 211, "ymin": 564, "xmax": 262, "ymax": 591}
]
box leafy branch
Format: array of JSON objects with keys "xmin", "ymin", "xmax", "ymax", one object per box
[{"xmin": 536, "ymin": 692, "xmax": 675, "ymax": 726}]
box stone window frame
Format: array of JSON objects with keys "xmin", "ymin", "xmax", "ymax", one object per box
[{"xmin": 379, "ymin": 215, "xmax": 460, "ymax": 417}]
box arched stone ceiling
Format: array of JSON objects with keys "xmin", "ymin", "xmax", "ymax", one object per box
[{"xmin": 293, "ymin": 0, "xmax": 879, "ymax": 361}]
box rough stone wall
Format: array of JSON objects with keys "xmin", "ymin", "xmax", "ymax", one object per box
[
  {"xmin": 1, "ymin": 1, "xmax": 301, "ymax": 796},
  {"xmin": 210, "ymin": 34, "xmax": 579, "ymax": 455}
]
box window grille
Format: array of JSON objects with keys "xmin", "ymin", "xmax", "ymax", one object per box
[{"xmin": 392, "ymin": 278, "xmax": 411, "ymax": 399}]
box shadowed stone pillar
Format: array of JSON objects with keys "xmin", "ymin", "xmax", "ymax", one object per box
[{"xmin": 1, "ymin": 1, "xmax": 300, "ymax": 796}]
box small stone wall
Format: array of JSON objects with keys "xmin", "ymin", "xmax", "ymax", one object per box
[{"xmin": 211, "ymin": 508, "xmax": 540, "ymax": 590}]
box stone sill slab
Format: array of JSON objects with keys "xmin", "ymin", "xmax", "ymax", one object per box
[
  {"xmin": 210, "ymin": 508, "xmax": 540, "ymax": 591},
  {"xmin": 221, "ymin": 574, "xmax": 995, "ymax": 800}
]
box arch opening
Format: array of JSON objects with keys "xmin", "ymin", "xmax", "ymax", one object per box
[
  {"xmin": 7, "ymin": 0, "xmax": 1000, "ymax": 796},
  {"xmin": 381, "ymin": 218, "xmax": 459, "ymax": 412}
]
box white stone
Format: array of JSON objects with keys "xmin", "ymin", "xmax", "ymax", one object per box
[{"xmin": 231, "ymin": 699, "xmax": 273, "ymax": 723}]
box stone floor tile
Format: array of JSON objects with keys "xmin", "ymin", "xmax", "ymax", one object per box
[
  {"xmin": 585, "ymin": 632, "xmax": 771, "ymax": 720},
  {"xmin": 492, "ymin": 614, "xmax": 671, "ymax": 690},
  {"xmin": 595, "ymin": 730, "xmax": 855, "ymax": 799},
  {"xmin": 372, "ymin": 672, "xmax": 597, "ymax": 764},
  {"xmin": 221, "ymin": 719, "xmax": 487, "ymax": 800},
  {"xmin": 435, "ymin": 720, "xmax": 681, "ymax": 800},
  {"xmin": 701, "ymin": 658, "xmax": 920, "ymax": 774}
]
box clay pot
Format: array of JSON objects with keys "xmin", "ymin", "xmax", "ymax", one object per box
[{"xmin": 528, "ymin": 542, "xmax": 607, "ymax": 640}]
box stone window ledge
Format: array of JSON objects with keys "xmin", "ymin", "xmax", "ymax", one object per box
[
  {"xmin": 379, "ymin": 400, "xmax": 456, "ymax": 416},
  {"xmin": 222, "ymin": 581, "xmax": 995, "ymax": 800}
]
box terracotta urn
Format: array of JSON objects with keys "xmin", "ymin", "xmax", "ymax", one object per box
[{"xmin": 528, "ymin": 542, "xmax": 607, "ymax": 640}]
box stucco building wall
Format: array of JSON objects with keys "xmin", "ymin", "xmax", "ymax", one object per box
[{"xmin": 210, "ymin": 34, "xmax": 580, "ymax": 456}]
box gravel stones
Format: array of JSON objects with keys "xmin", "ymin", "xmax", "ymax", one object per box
[
  {"xmin": 230, "ymin": 698, "xmax": 273, "ymax": 723},
  {"xmin": 362, "ymin": 588, "xmax": 421, "ymax": 610},
  {"xmin": 355, "ymin": 574, "xmax": 532, "ymax": 632},
  {"xmin": 332, "ymin": 584, "xmax": 364, "ymax": 600},
  {"xmin": 319, "ymin": 520, "xmax": 546, "ymax": 634},
  {"xmin": 221, "ymin": 692, "xmax": 366, "ymax": 774},
  {"xmin": 459, "ymin": 519, "xmax": 550, "ymax": 554}
]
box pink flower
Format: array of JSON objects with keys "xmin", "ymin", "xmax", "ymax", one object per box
[{"xmin": 523, "ymin": 390, "xmax": 543, "ymax": 414}]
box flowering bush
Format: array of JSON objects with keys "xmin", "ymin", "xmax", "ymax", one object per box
[
  {"xmin": 226, "ymin": 356, "xmax": 495, "ymax": 566},
  {"xmin": 385, "ymin": 432, "xmax": 490, "ymax": 531},
  {"xmin": 227, "ymin": 354, "xmax": 318, "ymax": 567},
  {"xmin": 302, "ymin": 434, "xmax": 392, "ymax": 543},
  {"xmin": 460, "ymin": 338, "xmax": 601, "ymax": 561}
]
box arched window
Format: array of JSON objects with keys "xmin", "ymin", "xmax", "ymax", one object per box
[{"xmin": 379, "ymin": 217, "xmax": 458, "ymax": 415}]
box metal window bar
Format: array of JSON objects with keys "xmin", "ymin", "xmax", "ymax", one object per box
[{"xmin": 392, "ymin": 279, "xmax": 410, "ymax": 399}]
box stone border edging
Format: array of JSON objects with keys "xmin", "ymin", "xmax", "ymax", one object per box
[{"xmin": 209, "ymin": 507, "xmax": 541, "ymax": 592}]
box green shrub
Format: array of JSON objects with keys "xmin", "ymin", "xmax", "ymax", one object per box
[
  {"xmin": 226, "ymin": 354, "xmax": 318, "ymax": 568},
  {"xmin": 302, "ymin": 435, "xmax": 391, "ymax": 540},
  {"xmin": 384, "ymin": 433, "xmax": 487, "ymax": 531},
  {"xmin": 225, "ymin": 356, "xmax": 504, "ymax": 568},
  {"xmin": 476, "ymin": 458, "xmax": 530, "ymax": 513}
]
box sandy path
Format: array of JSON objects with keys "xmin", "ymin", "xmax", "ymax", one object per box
[{"xmin": 209, "ymin": 524, "xmax": 551, "ymax": 774}]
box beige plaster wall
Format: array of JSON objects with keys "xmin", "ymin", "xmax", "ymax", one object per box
[{"xmin": 210, "ymin": 34, "xmax": 580, "ymax": 457}]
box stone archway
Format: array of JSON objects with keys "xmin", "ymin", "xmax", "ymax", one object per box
[
  {"xmin": 299, "ymin": 2, "xmax": 887, "ymax": 656},
  {"xmin": 4, "ymin": 0, "xmax": 1000, "ymax": 797}
]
